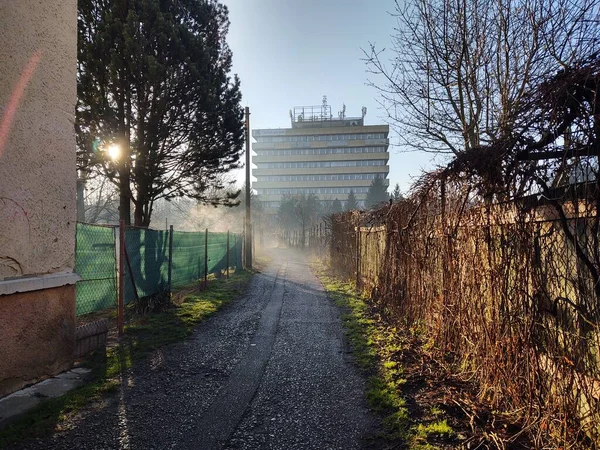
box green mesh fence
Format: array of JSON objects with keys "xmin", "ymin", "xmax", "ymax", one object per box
[
  {"xmin": 75, "ymin": 224, "xmax": 243, "ymax": 315},
  {"xmin": 74, "ymin": 223, "xmax": 117, "ymax": 315},
  {"xmin": 228, "ymin": 232, "xmax": 243, "ymax": 270},
  {"xmin": 124, "ymin": 228, "xmax": 170, "ymax": 303},
  {"xmin": 170, "ymin": 231, "xmax": 206, "ymax": 289}
]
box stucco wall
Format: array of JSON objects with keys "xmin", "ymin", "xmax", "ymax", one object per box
[{"xmin": 0, "ymin": 0, "xmax": 77, "ymax": 279}]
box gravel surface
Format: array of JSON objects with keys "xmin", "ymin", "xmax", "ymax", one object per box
[{"xmin": 14, "ymin": 249, "xmax": 379, "ymax": 450}]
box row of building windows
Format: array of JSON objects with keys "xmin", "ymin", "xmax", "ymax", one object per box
[
  {"xmin": 256, "ymin": 187, "xmax": 370, "ymax": 195},
  {"xmin": 261, "ymin": 199, "xmax": 365, "ymax": 209},
  {"xmin": 256, "ymin": 173, "xmax": 385, "ymax": 182},
  {"xmin": 255, "ymin": 133, "xmax": 386, "ymax": 143},
  {"xmin": 254, "ymin": 146, "xmax": 387, "ymax": 156},
  {"xmin": 255, "ymin": 160, "xmax": 387, "ymax": 169}
]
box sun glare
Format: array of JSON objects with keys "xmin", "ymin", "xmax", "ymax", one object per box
[{"xmin": 107, "ymin": 143, "xmax": 120, "ymax": 161}]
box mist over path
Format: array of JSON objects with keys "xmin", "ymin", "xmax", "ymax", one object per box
[{"xmin": 15, "ymin": 248, "xmax": 378, "ymax": 450}]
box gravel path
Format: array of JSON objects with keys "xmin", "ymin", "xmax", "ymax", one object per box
[{"xmin": 15, "ymin": 249, "xmax": 378, "ymax": 450}]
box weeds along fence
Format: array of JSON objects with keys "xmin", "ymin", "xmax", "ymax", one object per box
[
  {"xmin": 75, "ymin": 223, "xmax": 243, "ymax": 316},
  {"xmin": 330, "ymin": 184, "xmax": 600, "ymax": 446}
]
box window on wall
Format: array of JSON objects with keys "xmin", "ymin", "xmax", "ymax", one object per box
[
  {"xmin": 255, "ymin": 133, "xmax": 387, "ymax": 143},
  {"xmin": 254, "ymin": 146, "xmax": 388, "ymax": 156},
  {"xmin": 255, "ymin": 160, "xmax": 388, "ymax": 169},
  {"xmin": 258, "ymin": 187, "xmax": 370, "ymax": 195}
]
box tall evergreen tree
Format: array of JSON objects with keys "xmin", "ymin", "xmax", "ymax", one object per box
[
  {"xmin": 365, "ymin": 177, "xmax": 389, "ymax": 208},
  {"xmin": 345, "ymin": 190, "xmax": 359, "ymax": 211},
  {"xmin": 391, "ymin": 183, "xmax": 403, "ymax": 201},
  {"xmin": 330, "ymin": 198, "xmax": 343, "ymax": 214},
  {"xmin": 77, "ymin": 0, "xmax": 244, "ymax": 226}
]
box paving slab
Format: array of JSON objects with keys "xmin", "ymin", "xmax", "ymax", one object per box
[{"xmin": 0, "ymin": 368, "xmax": 91, "ymax": 429}]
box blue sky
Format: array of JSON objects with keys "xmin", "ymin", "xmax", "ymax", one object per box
[{"xmin": 222, "ymin": 0, "xmax": 436, "ymax": 194}]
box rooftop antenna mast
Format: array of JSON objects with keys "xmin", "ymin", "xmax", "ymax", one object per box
[{"xmin": 322, "ymin": 95, "xmax": 328, "ymax": 120}]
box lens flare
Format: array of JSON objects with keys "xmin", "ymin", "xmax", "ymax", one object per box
[
  {"xmin": 0, "ymin": 50, "xmax": 42, "ymax": 158},
  {"xmin": 107, "ymin": 143, "xmax": 120, "ymax": 161}
]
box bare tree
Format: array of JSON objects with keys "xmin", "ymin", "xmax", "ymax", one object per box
[
  {"xmin": 84, "ymin": 176, "xmax": 119, "ymax": 224},
  {"xmin": 365, "ymin": 0, "xmax": 599, "ymax": 157}
]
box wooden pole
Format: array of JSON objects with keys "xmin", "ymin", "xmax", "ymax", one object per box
[
  {"xmin": 244, "ymin": 107, "xmax": 253, "ymax": 269},
  {"xmin": 118, "ymin": 220, "xmax": 125, "ymax": 336}
]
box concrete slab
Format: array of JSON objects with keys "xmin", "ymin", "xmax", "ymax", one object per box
[
  {"xmin": 0, "ymin": 392, "xmax": 42, "ymax": 427},
  {"xmin": 0, "ymin": 367, "xmax": 91, "ymax": 429},
  {"xmin": 54, "ymin": 371, "xmax": 81, "ymax": 380},
  {"xmin": 32, "ymin": 377, "xmax": 84, "ymax": 399}
]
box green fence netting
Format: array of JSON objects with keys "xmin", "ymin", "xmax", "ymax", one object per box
[
  {"xmin": 170, "ymin": 230, "xmax": 206, "ymax": 289},
  {"xmin": 228, "ymin": 232, "xmax": 243, "ymax": 271},
  {"xmin": 75, "ymin": 224, "xmax": 244, "ymax": 314},
  {"xmin": 74, "ymin": 223, "xmax": 117, "ymax": 315},
  {"xmin": 124, "ymin": 228, "xmax": 170, "ymax": 303}
]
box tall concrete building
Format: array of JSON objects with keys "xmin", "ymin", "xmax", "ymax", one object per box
[{"xmin": 252, "ymin": 100, "xmax": 389, "ymax": 214}]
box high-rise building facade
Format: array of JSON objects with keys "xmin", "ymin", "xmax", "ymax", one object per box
[{"xmin": 252, "ymin": 101, "xmax": 389, "ymax": 213}]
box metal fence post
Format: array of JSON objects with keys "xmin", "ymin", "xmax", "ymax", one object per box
[
  {"xmin": 226, "ymin": 230, "xmax": 230, "ymax": 279},
  {"xmin": 204, "ymin": 228, "xmax": 208, "ymax": 289},
  {"xmin": 168, "ymin": 225, "xmax": 174, "ymax": 295},
  {"xmin": 118, "ymin": 220, "xmax": 125, "ymax": 336}
]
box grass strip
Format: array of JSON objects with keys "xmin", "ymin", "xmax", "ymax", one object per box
[
  {"xmin": 0, "ymin": 270, "xmax": 253, "ymax": 448},
  {"xmin": 314, "ymin": 264, "xmax": 455, "ymax": 449},
  {"xmin": 314, "ymin": 268, "xmax": 410, "ymax": 440}
]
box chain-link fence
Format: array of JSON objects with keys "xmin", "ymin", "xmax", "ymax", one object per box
[
  {"xmin": 74, "ymin": 223, "xmax": 118, "ymax": 315},
  {"xmin": 75, "ymin": 224, "xmax": 244, "ymax": 316}
]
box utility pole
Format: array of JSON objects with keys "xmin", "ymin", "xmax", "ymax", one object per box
[
  {"xmin": 244, "ymin": 106, "xmax": 252, "ymax": 269},
  {"xmin": 76, "ymin": 169, "xmax": 86, "ymax": 222}
]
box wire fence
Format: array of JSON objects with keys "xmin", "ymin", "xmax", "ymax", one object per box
[
  {"xmin": 327, "ymin": 183, "xmax": 600, "ymax": 447},
  {"xmin": 75, "ymin": 223, "xmax": 243, "ymax": 316},
  {"xmin": 75, "ymin": 223, "xmax": 118, "ymax": 316}
]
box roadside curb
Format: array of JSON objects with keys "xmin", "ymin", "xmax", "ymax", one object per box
[{"xmin": 0, "ymin": 367, "xmax": 92, "ymax": 430}]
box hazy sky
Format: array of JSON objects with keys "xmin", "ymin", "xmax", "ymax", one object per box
[{"xmin": 222, "ymin": 0, "xmax": 436, "ymax": 193}]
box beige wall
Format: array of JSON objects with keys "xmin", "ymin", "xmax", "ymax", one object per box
[
  {"xmin": 0, "ymin": 0, "xmax": 77, "ymax": 279},
  {"xmin": 0, "ymin": 285, "xmax": 76, "ymax": 396},
  {"xmin": 0, "ymin": 0, "xmax": 78, "ymax": 395}
]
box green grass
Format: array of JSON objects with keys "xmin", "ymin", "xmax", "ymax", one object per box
[
  {"xmin": 314, "ymin": 262, "xmax": 456, "ymax": 449},
  {"xmin": 415, "ymin": 420, "xmax": 454, "ymax": 438},
  {"xmin": 411, "ymin": 420, "xmax": 455, "ymax": 449},
  {"xmin": 0, "ymin": 270, "xmax": 253, "ymax": 448}
]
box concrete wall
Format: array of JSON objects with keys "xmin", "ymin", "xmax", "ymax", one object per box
[
  {"xmin": 0, "ymin": 285, "xmax": 76, "ymax": 396},
  {"xmin": 0, "ymin": 0, "xmax": 77, "ymax": 279},
  {"xmin": 0, "ymin": 0, "xmax": 78, "ymax": 395}
]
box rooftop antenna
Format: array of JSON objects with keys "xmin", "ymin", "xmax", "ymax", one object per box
[
  {"xmin": 338, "ymin": 103, "xmax": 346, "ymax": 120},
  {"xmin": 361, "ymin": 106, "xmax": 367, "ymax": 120},
  {"xmin": 322, "ymin": 95, "xmax": 328, "ymax": 120}
]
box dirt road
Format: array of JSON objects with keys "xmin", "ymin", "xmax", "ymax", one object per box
[{"xmin": 16, "ymin": 249, "xmax": 378, "ymax": 449}]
